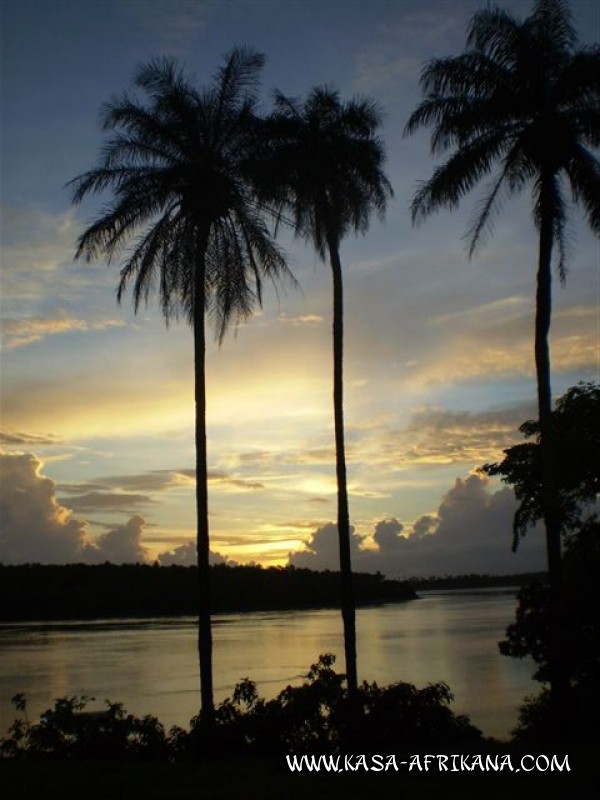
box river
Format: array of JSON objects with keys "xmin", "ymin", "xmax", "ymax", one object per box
[{"xmin": 0, "ymin": 588, "xmax": 536, "ymax": 740}]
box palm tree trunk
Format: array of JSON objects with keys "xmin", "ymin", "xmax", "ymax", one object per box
[
  {"xmin": 327, "ymin": 234, "xmax": 358, "ymax": 699},
  {"xmin": 194, "ymin": 228, "xmax": 214, "ymax": 721},
  {"xmin": 535, "ymin": 180, "xmax": 569, "ymax": 732}
]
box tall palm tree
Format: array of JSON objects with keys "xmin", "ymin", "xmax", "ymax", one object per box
[
  {"xmin": 405, "ymin": 0, "xmax": 600, "ymax": 717},
  {"xmin": 69, "ymin": 49, "xmax": 293, "ymax": 720},
  {"xmin": 260, "ymin": 88, "xmax": 393, "ymax": 697}
]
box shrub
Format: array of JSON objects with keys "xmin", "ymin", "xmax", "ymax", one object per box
[{"xmin": 2, "ymin": 654, "xmax": 483, "ymax": 760}]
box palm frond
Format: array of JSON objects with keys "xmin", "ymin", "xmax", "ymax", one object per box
[
  {"xmin": 411, "ymin": 128, "xmax": 511, "ymax": 223},
  {"xmin": 467, "ymin": 5, "xmax": 522, "ymax": 63},
  {"xmin": 565, "ymin": 144, "xmax": 600, "ymax": 235},
  {"xmin": 529, "ymin": 0, "xmax": 577, "ymax": 53},
  {"xmin": 214, "ymin": 46, "xmax": 264, "ymax": 118}
]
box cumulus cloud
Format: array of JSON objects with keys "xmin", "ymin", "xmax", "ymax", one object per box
[
  {"xmin": 84, "ymin": 516, "xmax": 149, "ymax": 564},
  {"xmin": 0, "ymin": 452, "xmax": 89, "ymax": 564},
  {"xmin": 373, "ymin": 518, "xmax": 405, "ymax": 551},
  {"xmin": 157, "ymin": 541, "xmax": 233, "ymax": 567},
  {"xmin": 0, "ymin": 452, "xmax": 150, "ymax": 564},
  {"xmin": 289, "ymin": 522, "xmax": 365, "ymax": 569},
  {"xmin": 288, "ymin": 473, "xmax": 546, "ymax": 578}
]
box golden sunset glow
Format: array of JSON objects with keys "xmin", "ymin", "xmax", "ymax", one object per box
[{"xmin": 1, "ymin": 0, "xmax": 597, "ymax": 578}]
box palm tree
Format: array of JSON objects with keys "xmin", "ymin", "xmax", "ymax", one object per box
[
  {"xmin": 405, "ymin": 0, "xmax": 600, "ymax": 719},
  {"xmin": 69, "ymin": 49, "xmax": 294, "ymax": 720},
  {"xmin": 260, "ymin": 88, "xmax": 393, "ymax": 697}
]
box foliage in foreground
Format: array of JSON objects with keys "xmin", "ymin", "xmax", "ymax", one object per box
[
  {"xmin": 498, "ymin": 517, "xmax": 600, "ymax": 744},
  {"xmin": 482, "ymin": 382, "xmax": 600, "ymax": 549},
  {"xmin": 500, "ymin": 517, "xmax": 600, "ymax": 685},
  {"xmin": 1, "ymin": 655, "xmax": 482, "ymax": 761},
  {"xmin": 512, "ymin": 685, "xmax": 600, "ymax": 745}
]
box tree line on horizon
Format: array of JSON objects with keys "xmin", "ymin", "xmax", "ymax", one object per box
[
  {"xmin": 0, "ymin": 562, "xmax": 415, "ymax": 622},
  {"xmin": 69, "ymin": 0, "xmax": 599, "ymax": 732}
]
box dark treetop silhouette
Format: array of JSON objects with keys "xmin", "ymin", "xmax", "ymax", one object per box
[
  {"xmin": 69, "ymin": 48, "xmax": 295, "ymax": 720},
  {"xmin": 482, "ymin": 382, "xmax": 600, "ymax": 550},
  {"xmin": 405, "ymin": 0, "xmax": 600, "ymax": 727},
  {"xmin": 257, "ymin": 87, "xmax": 393, "ymax": 697}
]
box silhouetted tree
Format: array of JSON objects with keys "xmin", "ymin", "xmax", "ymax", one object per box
[
  {"xmin": 482, "ymin": 382, "xmax": 599, "ymax": 548},
  {"xmin": 69, "ymin": 49, "xmax": 294, "ymax": 720},
  {"xmin": 500, "ymin": 517, "xmax": 600, "ymax": 684},
  {"xmin": 259, "ymin": 88, "xmax": 393, "ymax": 696},
  {"xmin": 501, "ymin": 516, "xmax": 600, "ymax": 743},
  {"xmin": 483, "ymin": 383, "xmax": 599, "ymax": 738},
  {"xmin": 405, "ymin": 0, "xmax": 600, "ymax": 720}
]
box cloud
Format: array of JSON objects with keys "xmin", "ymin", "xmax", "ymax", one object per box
[
  {"xmin": 0, "ymin": 452, "xmax": 150, "ymax": 564},
  {"xmin": 373, "ymin": 518, "xmax": 405, "ymax": 551},
  {"xmin": 0, "ymin": 452, "xmax": 89, "ymax": 564},
  {"xmin": 208, "ymin": 471, "xmax": 266, "ymax": 491},
  {"xmin": 116, "ymin": 0, "xmax": 210, "ymax": 54},
  {"xmin": 157, "ymin": 540, "xmax": 233, "ymax": 567},
  {"xmin": 1, "ymin": 207, "xmax": 78, "ymax": 291},
  {"xmin": 1, "ymin": 315, "xmax": 125, "ymax": 349},
  {"xmin": 83, "ymin": 516, "xmax": 149, "ymax": 564},
  {"xmin": 77, "ymin": 471, "xmax": 192, "ymax": 494},
  {"xmin": 57, "ymin": 468, "xmax": 264, "ymax": 500},
  {"xmin": 278, "ymin": 313, "xmax": 323, "ymax": 326},
  {"xmin": 0, "ymin": 207, "xmax": 115, "ymax": 309},
  {"xmin": 381, "ymin": 404, "xmax": 534, "ymax": 468},
  {"xmin": 288, "ymin": 473, "xmax": 546, "ymax": 578},
  {"xmin": 403, "ymin": 300, "xmax": 600, "ymax": 390},
  {"xmin": 353, "ymin": 7, "xmax": 465, "ymax": 94},
  {"xmin": 60, "ymin": 491, "xmax": 155, "ymax": 513},
  {"xmin": 289, "ymin": 522, "xmax": 365, "ymax": 569},
  {"xmin": 0, "ymin": 431, "xmax": 64, "ymax": 447}
]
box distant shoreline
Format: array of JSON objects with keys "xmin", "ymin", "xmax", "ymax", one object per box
[
  {"xmin": 407, "ymin": 571, "xmax": 546, "ymax": 591},
  {"xmin": 0, "ymin": 563, "xmax": 545, "ymax": 622}
]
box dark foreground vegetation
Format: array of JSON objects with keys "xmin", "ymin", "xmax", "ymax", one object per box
[
  {"xmin": 0, "ymin": 753, "xmax": 591, "ymax": 800},
  {"xmin": 1, "ymin": 655, "xmax": 592, "ymax": 799},
  {"xmin": 0, "ymin": 563, "xmax": 416, "ymax": 621},
  {"xmin": 2, "ymin": 655, "xmax": 482, "ymax": 758}
]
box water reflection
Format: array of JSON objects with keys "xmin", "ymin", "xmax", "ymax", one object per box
[{"xmin": 0, "ymin": 589, "xmax": 535, "ymax": 740}]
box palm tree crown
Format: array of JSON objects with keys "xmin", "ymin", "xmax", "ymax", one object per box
[
  {"xmin": 71, "ymin": 48, "xmax": 292, "ymax": 339},
  {"xmin": 69, "ymin": 48, "xmax": 294, "ymax": 720},
  {"xmin": 263, "ymin": 87, "xmax": 392, "ymax": 254},
  {"xmin": 405, "ymin": 0, "xmax": 600, "ymax": 260}
]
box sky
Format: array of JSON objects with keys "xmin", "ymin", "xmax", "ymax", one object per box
[{"xmin": 1, "ymin": 0, "xmax": 598, "ymax": 577}]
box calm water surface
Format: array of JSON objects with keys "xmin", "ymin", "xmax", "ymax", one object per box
[{"xmin": 0, "ymin": 589, "xmax": 535, "ymax": 740}]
